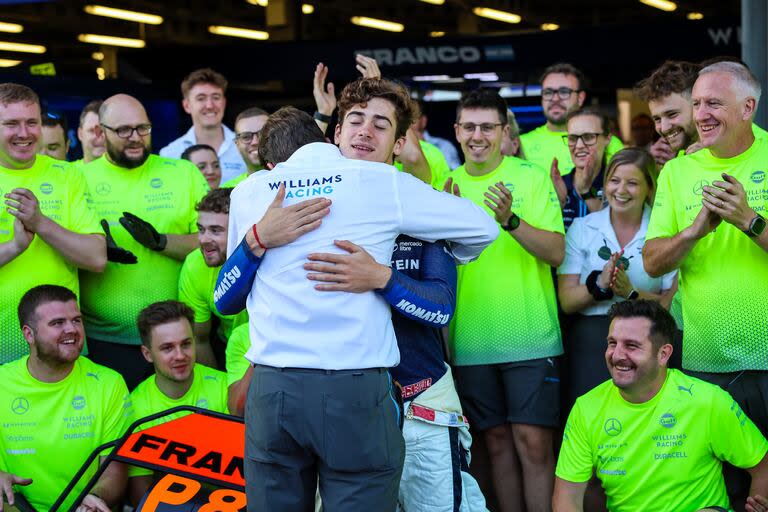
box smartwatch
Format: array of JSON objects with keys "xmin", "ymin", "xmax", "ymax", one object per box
[
  {"xmin": 626, "ymin": 289, "xmax": 640, "ymax": 300},
  {"xmin": 744, "ymin": 214, "xmax": 767, "ymax": 238},
  {"xmin": 580, "ymin": 187, "xmax": 599, "ymax": 200},
  {"xmin": 504, "ymin": 212, "xmax": 520, "ymax": 232}
]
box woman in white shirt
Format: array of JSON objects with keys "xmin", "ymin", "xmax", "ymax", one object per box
[{"xmin": 557, "ymin": 147, "xmax": 676, "ymax": 410}]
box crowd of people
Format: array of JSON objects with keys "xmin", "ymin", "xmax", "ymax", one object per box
[{"xmin": 0, "ymin": 51, "xmax": 767, "ymax": 512}]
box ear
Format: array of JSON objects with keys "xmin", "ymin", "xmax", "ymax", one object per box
[
  {"xmin": 333, "ymin": 123, "xmax": 342, "ymax": 145},
  {"xmin": 266, "ymin": 162, "xmax": 275, "ymax": 170},
  {"xmin": 743, "ymin": 98, "xmax": 757, "ymax": 121},
  {"xmin": 502, "ymin": 123, "xmax": 510, "ymax": 139},
  {"xmin": 21, "ymin": 325, "xmax": 34, "ymax": 346},
  {"xmin": 657, "ymin": 343, "xmax": 673, "ymax": 367},
  {"xmin": 453, "ymin": 123, "xmax": 461, "ymax": 143},
  {"xmin": 140, "ymin": 345, "xmax": 153, "ymax": 364},
  {"xmin": 577, "ymin": 90, "xmax": 587, "ymax": 108},
  {"xmin": 392, "ymin": 135, "xmax": 406, "ymax": 157},
  {"xmin": 182, "ymin": 98, "xmax": 192, "ymax": 115}
]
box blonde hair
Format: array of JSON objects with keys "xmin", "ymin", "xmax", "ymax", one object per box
[{"xmin": 604, "ymin": 147, "xmax": 657, "ymax": 205}]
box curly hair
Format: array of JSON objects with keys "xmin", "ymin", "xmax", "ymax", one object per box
[
  {"xmin": 634, "ymin": 60, "xmax": 701, "ymax": 102},
  {"xmin": 337, "ymin": 78, "xmax": 415, "ymax": 139},
  {"xmin": 196, "ymin": 187, "xmax": 232, "ymax": 214}
]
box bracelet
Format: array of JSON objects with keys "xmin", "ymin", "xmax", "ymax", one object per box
[
  {"xmin": 313, "ymin": 111, "xmax": 332, "ymax": 123},
  {"xmin": 252, "ymin": 224, "xmax": 267, "ymax": 250},
  {"xmin": 586, "ymin": 270, "xmax": 614, "ymax": 301}
]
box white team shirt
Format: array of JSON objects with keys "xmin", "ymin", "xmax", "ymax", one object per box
[
  {"xmin": 159, "ymin": 124, "xmax": 246, "ymax": 182},
  {"xmin": 228, "ymin": 142, "xmax": 498, "ymax": 370},
  {"xmin": 558, "ymin": 205, "xmax": 676, "ymax": 316}
]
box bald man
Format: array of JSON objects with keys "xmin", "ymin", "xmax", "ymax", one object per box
[{"xmin": 79, "ymin": 94, "xmax": 209, "ymax": 389}]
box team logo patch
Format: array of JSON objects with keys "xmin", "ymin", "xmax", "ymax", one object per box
[
  {"xmin": 72, "ymin": 395, "xmax": 86, "ymax": 410},
  {"xmin": 751, "ymin": 170, "xmax": 766, "ymax": 184},
  {"xmin": 95, "ymin": 182, "xmax": 111, "ymax": 195},
  {"xmin": 659, "ymin": 413, "xmax": 676, "ymax": 429},
  {"xmin": 692, "ymin": 179, "xmax": 709, "ymax": 195},
  {"xmin": 11, "ymin": 397, "xmax": 29, "ymax": 415},
  {"xmin": 604, "ymin": 418, "xmax": 622, "ymax": 436},
  {"xmin": 150, "ymin": 178, "xmax": 163, "ymax": 189},
  {"xmin": 39, "ymin": 182, "xmax": 53, "ymax": 195}
]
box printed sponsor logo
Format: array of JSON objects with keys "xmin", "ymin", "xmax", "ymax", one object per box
[
  {"xmin": 150, "ymin": 178, "xmax": 163, "ymax": 189},
  {"xmin": 39, "ymin": 182, "xmax": 53, "ymax": 195},
  {"xmin": 394, "ymin": 299, "xmax": 450, "ymax": 325},
  {"xmin": 751, "ymin": 170, "xmax": 766, "ymax": 184},
  {"xmin": 72, "ymin": 395, "xmax": 86, "ymax": 410},
  {"xmin": 401, "ymin": 378, "xmax": 432, "ymax": 399},
  {"xmin": 95, "ymin": 182, "xmax": 111, "ymax": 195},
  {"xmin": 604, "ymin": 418, "xmax": 622, "ymax": 436},
  {"xmin": 659, "ymin": 413, "xmax": 676, "ymax": 429},
  {"xmin": 268, "ymin": 175, "xmax": 341, "ymax": 199},
  {"xmin": 213, "ymin": 266, "xmax": 242, "ymax": 302},
  {"xmin": 11, "ymin": 398, "xmax": 29, "ymax": 415},
  {"xmin": 692, "ymin": 179, "xmax": 709, "ymax": 195}
]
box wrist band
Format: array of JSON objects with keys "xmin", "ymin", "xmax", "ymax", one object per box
[
  {"xmin": 313, "ymin": 111, "xmax": 332, "ymax": 123},
  {"xmin": 586, "ymin": 270, "xmax": 614, "ymax": 301},
  {"xmin": 252, "ymin": 224, "xmax": 267, "ymax": 250}
]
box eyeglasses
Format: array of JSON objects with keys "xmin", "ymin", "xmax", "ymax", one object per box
[
  {"xmin": 101, "ymin": 124, "xmax": 152, "ymax": 139},
  {"xmin": 563, "ymin": 132, "xmax": 602, "ymax": 147},
  {"xmin": 542, "ymin": 87, "xmax": 580, "ymax": 100},
  {"xmin": 235, "ymin": 131, "xmax": 261, "ymax": 143},
  {"xmin": 458, "ymin": 122, "xmax": 503, "ymax": 135}
]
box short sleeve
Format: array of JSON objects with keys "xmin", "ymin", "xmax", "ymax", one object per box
[
  {"xmin": 66, "ymin": 168, "xmax": 102, "ymax": 235},
  {"xmin": 660, "ymin": 269, "xmax": 677, "ymax": 291},
  {"xmin": 225, "ymin": 324, "xmax": 251, "ymax": 387},
  {"xmin": 555, "ymin": 399, "xmax": 594, "ymax": 483},
  {"xmin": 102, "ymin": 373, "xmax": 133, "ymax": 443},
  {"xmin": 178, "ymin": 254, "xmax": 212, "ymax": 324},
  {"xmin": 184, "ymin": 161, "xmax": 210, "ymax": 233},
  {"xmin": 559, "ymin": 218, "xmax": 587, "ymax": 276},
  {"xmin": 646, "ymin": 167, "xmax": 679, "ymax": 240},
  {"xmin": 709, "ymin": 386, "xmax": 768, "ymax": 469},
  {"xmin": 521, "ymin": 166, "xmax": 565, "ymax": 235}
]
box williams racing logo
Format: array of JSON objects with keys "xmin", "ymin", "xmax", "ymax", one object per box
[{"xmin": 268, "ymin": 174, "xmax": 342, "ymax": 199}]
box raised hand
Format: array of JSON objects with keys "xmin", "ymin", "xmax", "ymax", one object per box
[{"xmin": 312, "ymin": 62, "xmax": 336, "ymax": 117}]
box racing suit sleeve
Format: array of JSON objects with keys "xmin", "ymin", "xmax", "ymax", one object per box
[
  {"xmin": 214, "ymin": 236, "xmax": 262, "ymax": 315},
  {"xmin": 378, "ymin": 241, "xmax": 456, "ymax": 328}
]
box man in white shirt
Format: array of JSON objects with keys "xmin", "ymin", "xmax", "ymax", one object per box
[
  {"xmin": 159, "ymin": 68, "xmax": 246, "ymax": 182},
  {"xmin": 228, "ymin": 80, "xmax": 498, "ymax": 512}
]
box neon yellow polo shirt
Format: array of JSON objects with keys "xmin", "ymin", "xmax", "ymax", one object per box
[
  {"xmin": 443, "ymin": 156, "xmax": 565, "ymax": 365},
  {"xmin": 520, "ymin": 124, "xmax": 624, "ymax": 174},
  {"xmin": 557, "ymin": 369, "xmax": 767, "ymax": 512},
  {"xmin": 395, "ymin": 140, "xmax": 451, "ymax": 189},
  {"xmin": 79, "ymin": 155, "xmax": 208, "ymax": 344},
  {"xmin": 0, "ymin": 156, "xmax": 100, "ymax": 363},
  {"xmin": 0, "ymin": 356, "xmax": 132, "ymax": 511},
  {"xmin": 225, "ymin": 323, "xmax": 251, "ymax": 387},
  {"xmin": 179, "ymin": 249, "xmax": 247, "ymax": 339},
  {"xmin": 646, "ymin": 139, "xmax": 768, "ymax": 372}
]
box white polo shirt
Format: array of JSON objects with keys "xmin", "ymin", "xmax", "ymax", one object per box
[
  {"xmin": 558, "ymin": 205, "xmax": 676, "ymax": 316},
  {"xmin": 159, "ymin": 124, "xmax": 246, "ymax": 183},
  {"xmin": 228, "ymin": 142, "xmax": 498, "ymax": 370}
]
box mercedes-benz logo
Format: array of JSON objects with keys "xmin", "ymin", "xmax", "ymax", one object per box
[
  {"xmin": 11, "ymin": 397, "xmax": 29, "ymax": 415},
  {"xmin": 693, "ymin": 180, "xmax": 710, "ymax": 195},
  {"xmin": 95, "ymin": 182, "xmax": 111, "ymax": 195},
  {"xmin": 604, "ymin": 418, "xmax": 622, "ymax": 436}
]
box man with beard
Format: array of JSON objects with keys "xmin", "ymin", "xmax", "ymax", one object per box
[
  {"xmin": 178, "ymin": 188, "xmax": 246, "ymax": 366},
  {"xmin": 75, "ymin": 100, "xmax": 106, "ymax": 167},
  {"xmin": 127, "ymin": 300, "xmax": 228, "ymax": 505},
  {"xmin": 554, "ymin": 300, "xmax": 768, "ymax": 512},
  {"xmin": 520, "ymin": 63, "xmax": 623, "ymax": 175},
  {"xmin": 160, "ymin": 68, "xmax": 246, "ymax": 183},
  {"xmin": 0, "ymin": 83, "xmax": 105, "ymax": 364},
  {"xmin": 80, "ymin": 94, "xmax": 208, "ymax": 389},
  {"xmin": 0, "ymin": 285, "xmax": 132, "ymax": 512},
  {"xmin": 221, "ymin": 107, "xmax": 269, "ymax": 188}
]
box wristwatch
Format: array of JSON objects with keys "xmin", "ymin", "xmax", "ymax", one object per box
[
  {"xmin": 313, "ymin": 111, "xmax": 332, "ymax": 123},
  {"xmin": 586, "ymin": 270, "xmax": 614, "ymax": 301},
  {"xmin": 626, "ymin": 289, "xmax": 640, "ymax": 300},
  {"xmin": 744, "ymin": 214, "xmax": 767, "ymax": 238},
  {"xmin": 504, "ymin": 212, "xmax": 520, "ymax": 232},
  {"xmin": 580, "ymin": 187, "xmax": 599, "ymax": 200}
]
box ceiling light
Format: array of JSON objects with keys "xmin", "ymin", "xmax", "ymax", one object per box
[
  {"xmin": 472, "ymin": 7, "xmax": 521, "ymax": 24},
  {"xmin": 0, "ymin": 40, "xmax": 45, "ymax": 54},
  {"xmin": 413, "ymin": 74, "xmax": 451, "ymax": 81},
  {"xmin": 208, "ymin": 25, "xmax": 269, "ymax": 40},
  {"xmin": 687, "ymin": 12, "xmax": 704, "ymax": 20},
  {"xmin": 91, "ymin": 51, "xmax": 104, "ymax": 60},
  {"xmin": 430, "ymin": 31, "xmax": 445, "ymax": 37},
  {"xmin": 0, "ymin": 59, "xmax": 21, "ymax": 67},
  {"xmin": 246, "ymin": 0, "xmax": 268, "ymax": 6},
  {"xmin": 302, "ymin": 4, "xmax": 314, "ymax": 14},
  {"xmin": 419, "ymin": 0, "xmax": 445, "ymax": 4},
  {"xmin": 0, "ymin": 22, "xmax": 23, "ymax": 33},
  {"xmin": 464, "ymin": 72, "xmax": 499, "ymax": 81},
  {"xmin": 639, "ymin": 0, "xmax": 677, "ymax": 12},
  {"xmin": 96, "ymin": 67, "xmax": 106, "ymax": 80},
  {"xmin": 84, "ymin": 5, "xmax": 163, "ymax": 24},
  {"xmin": 350, "ymin": 16, "xmax": 404, "ymax": 32},
  {"xmin": 541, "ymin": 23, "xmax": 559, "ymax": 31},
  {"xmin": 77, "ymin": 34, "xmax": 145, "ymax": 48}
]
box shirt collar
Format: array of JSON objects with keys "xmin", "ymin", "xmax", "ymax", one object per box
[
  {"xmin": 280, "ymin": 142, "xmax": 343, "ymax": 167},
  {"xmin": 584, "ymin": 203, "xmax": 652, "ymax": 247}
]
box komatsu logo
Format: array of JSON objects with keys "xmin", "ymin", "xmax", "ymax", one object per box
[
  {"xmin": 214, "ymin": 266, "xmax": 242, "ymax": 301},
  {"xmin": 394, "ymin": 299, "xmax": 450, "ymax": 325}
]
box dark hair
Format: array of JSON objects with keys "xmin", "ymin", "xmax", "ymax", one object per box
[
  {"xmin": 607, "ymin": 299, "xmax": 676, "ymax": 349},
  {"xmin": 633, "ymin": 60, "xmax": 701, "ymax": 102},
  {"xmin": 566, "ymin": 107, "xmax": 609, "ymax": 135},
  {"xmin": 181, "ymin": 143, "xmax": 217, "ymax": 162},
  {"xmin": 257, "ymin": 106, "xmax": 325, "ymax": 166},
  {"xmin": 235, "ymin": 106, "xmax": 269, "ymax": 127},
  {"xmin": 338, "ymin": 77, "xmax": 415, "ymax": 139},
  {"xmin": 42, "ymin": 108, "xmax": 68, "ymax": 133},
  {"xmin": 79, "ymin": 100, "xmax": 102, "ymax": 126},
  {"xmin": 0, "ymin": 83, "xmax": 39, "ymax": 107},
  {"xmin": 181, "ymin": 68, "xmax": 228, "ymax": 98},
  {"xmin": 456, "ymin": 88, "xmax": 509, "ymax": 125},
  {"xmin": 196, "ymin": 187, "xmax": 232, "ymax": 214},
  {"xmin": 540, "ymin": 62, "xmax": 588, "ymax": 91},
  {"xmin": 18, "ymin": 285, "xmax": 77, "ymax": 329},
  {"xmin": 137, "ymin": 300, "xmax": 194, "ymax": 347}
]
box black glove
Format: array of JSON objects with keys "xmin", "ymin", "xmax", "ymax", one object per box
[
  {"xmin": 119, "ymin": 212, "xmax": 167, "ymax": 252},
  {"xmin": 100, "ymin": 219, "xmax": 137, "ymax": 264}
]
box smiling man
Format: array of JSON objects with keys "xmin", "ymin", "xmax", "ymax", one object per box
[
  {"xmin": 160, "ymin": 68, "xmax": 246, "ymax": 183},
  {"xmin": 222, "ymin": 107, "xmax": 269, "ymax": 188},
  {"xmin": 554, "ymin": 300, "xmax": 768, "ymax": 512}
]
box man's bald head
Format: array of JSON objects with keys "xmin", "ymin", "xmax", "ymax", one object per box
[{"xmin": 100, "ymin": 94, "xmax": 152, "ymax": 169}]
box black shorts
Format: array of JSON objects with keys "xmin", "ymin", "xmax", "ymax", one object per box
[{"xmin": 454, "ymin": 357, "xmax": 560, "ymax": 431}]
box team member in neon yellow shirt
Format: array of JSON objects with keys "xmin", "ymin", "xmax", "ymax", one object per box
[
  {"xmin": 79, "ymin": 94, "xmax": 208, "ymax": 389},
  {"xmin": 127, "ymin": 300, "xmax": 228, "ymax": 504},
  {"xmin": 221, "ymin": 107, "xmax": 269, "ymax": 188},
  {"xmin": 0, "ymin": 285, "xmax": 132, "ymax": 511},
  {"xmin": 520, "ymin": 63, "xmax": 623, "ymax": 175},
  {"xmin": 554, "ymin": 299, "xmax": 768, "ymax": 512},
  {"xmin": 443, "ymin": 88, "xmax": 564, "ymax": 512},
  {"xmin": 76, "ymin": 100, "xmax": 106, "ymax": 166},
  {"xmin": 225, "ymin": 322, "xmax": 251, "ymax": 415},
  {"xmin": 0, "ymin": 83, "xmax": 106, "ymax": 364},
  {"xmin": 179, "ymin": 188, "xmax": 247, "ymax": 366}
]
